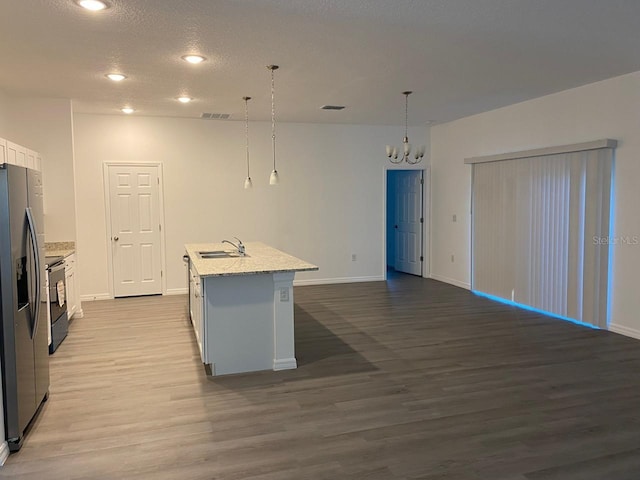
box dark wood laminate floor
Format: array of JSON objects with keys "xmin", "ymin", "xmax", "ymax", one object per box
[{"xmin": 2, "ymin": 274, "xmax": 640, "ymax": 479}]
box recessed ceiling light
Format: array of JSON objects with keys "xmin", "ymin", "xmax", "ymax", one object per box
[
  {"xmin": 75, "ymin": 0, "xmax": 110, "ymax": 11},
  {"xmin": 105, "ymin": 73, "xmax": 126, "ymax": 82},
  {"xmin": 181, "ymin": 55, "xmax": 206, "ymax": 64},
  {"xmin": 121, "ymin": 107, "xmax": 134, "ymax": 114},
  {"xmin": 177, "ymin": 96, "xmax": 192, "ymax": 103}
]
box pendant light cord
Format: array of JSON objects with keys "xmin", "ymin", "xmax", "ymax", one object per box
[{"xmin": 244, "ymin": 96, "xmax": 250, "ymax": 178}]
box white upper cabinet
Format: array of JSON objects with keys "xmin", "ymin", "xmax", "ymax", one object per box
[{"xmin": 0, "ymin": 138, "xmax": 41, "ymax": 171}]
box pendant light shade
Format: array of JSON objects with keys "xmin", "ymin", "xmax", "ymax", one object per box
[
  {"xmin": 267, "ymin": 65, "xmax": 280, "ymax": 185},
  {"xmin": 243, "ymin": 96, "xmax": 252, "ymax": 189}
]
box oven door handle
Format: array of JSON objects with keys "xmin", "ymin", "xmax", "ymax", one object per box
[
  {"xmin": 26, "ymin": 207, "xmax": 41, "ymax": 339},
  {"xmin": 49, "ymin": 262, "xmax": 66, "ymax": 274}
]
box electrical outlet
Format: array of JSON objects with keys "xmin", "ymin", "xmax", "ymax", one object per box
[
  {"xmin": 453, "ymin": 214, "xmax": 457, "ymax": 222},
  {"xmin": 279, "ymin": 288, "xmax": 289, "ymax": 302},
  {"xmin": 351, "ymin": 254, "xmax": 357, "ymax": 261},
  {"xmin": 451, "ymin": 254, "xmax": 455, "ymax": 263}
]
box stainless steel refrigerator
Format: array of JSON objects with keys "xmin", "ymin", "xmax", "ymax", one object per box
[{"xmin": 0, "ymin": 163, "xmax": 49, "ymax": 452}]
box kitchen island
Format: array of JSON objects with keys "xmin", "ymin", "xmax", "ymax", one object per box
[{"xmin": 185, "ymin": 242, "xmax": 318, "ymax": 376}]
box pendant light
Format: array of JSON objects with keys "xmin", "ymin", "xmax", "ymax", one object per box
[
  {"xmin": 386, "ymin": 91, "xmax": 425, "ymax": 164},
  {"xmin": 242, "ymin": 96, "xmax": 253, "ymax": 189},
  {"xmin": 267, "ymin": 65, "xmax": 280, "ymax": 185}
]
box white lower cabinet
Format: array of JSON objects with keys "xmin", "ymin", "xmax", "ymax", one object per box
[{"xmin": 64, "ymin": 254, "xmax": 80, "ymax": 319}]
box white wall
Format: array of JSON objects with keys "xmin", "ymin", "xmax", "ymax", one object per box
[
  {"xmin": 3, "ymin": 97, "xmax": 77, "ymax": 242},
  {"xmin": 0, "ymin": 89, "xmax": 9, "ymax": 138},
  {"xmin": 73, "ymin": 113, "xmax": 427, "ymax": 299},
  {"xmin": 430, "ymin": 70, "xmax": 640, "ymax": 337}
]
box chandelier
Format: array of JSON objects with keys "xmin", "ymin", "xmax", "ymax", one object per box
[{"xmin": 386, "ymin": 91, "xmax": 425, "ymax": 164}]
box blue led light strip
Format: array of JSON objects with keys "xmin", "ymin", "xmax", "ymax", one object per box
[{"xmin": 471, "ymin": 290, "xmax": 600, "ymax": 330}]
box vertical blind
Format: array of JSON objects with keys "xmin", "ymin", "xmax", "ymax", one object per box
[{"xmin": 469, "ymin": 143, "xmax": 614, "ymax": 327}]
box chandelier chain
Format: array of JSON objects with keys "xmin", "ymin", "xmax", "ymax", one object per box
[{"xmin": 405, "ymin": 92, "xmax": 409, "ymax": 140}]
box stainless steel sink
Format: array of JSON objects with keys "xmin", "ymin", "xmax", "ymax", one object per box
[{"xmin": 197, "ymin": 250, "xmax": 244, "ymax": 259}]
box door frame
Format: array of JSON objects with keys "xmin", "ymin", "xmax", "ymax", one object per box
[
  {"xmin": 103, "ymin": 162, "xmax": 167, "ymax": 298},
  {"xmin": 383, "ymin": 163, "xmax": 430, "ymax": 280}
]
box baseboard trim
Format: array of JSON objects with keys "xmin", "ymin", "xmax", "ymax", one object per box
[
  {"xmin": 80, "ymin": 293, "xmax": 112, "ymax": 302},
  {"xmin": 273, "ymin": 358, "xmax": 297, "ymax": 371},
  {"xmin": 609, "ymin": 323, "xmax": 640, "ymax": 341},
  {"xmin": 165, "ymin": 288, "xmax": 188, "ymax": 296},
  {"xmin": 294, "ymin": 275, "xmax": 384, "ymax": 286},
  {"xmin": 429, "ymin": 274, "xmax": 471, "ymax": 290},
  {"xmin": 75, "ymin": 308, "xmax": 84, "ymax": 318},
  {"xmin": 0, "ymin": 441, "xmax": 9, "ymax": 466}
]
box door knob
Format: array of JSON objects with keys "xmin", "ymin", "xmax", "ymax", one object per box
[
  {"xmin": 113, "ymin": 236, "xmax": 119, "ymax": 241},
  {"xmin": 394, "ymin": 225, "xmax": 398, "ymax": 229}
]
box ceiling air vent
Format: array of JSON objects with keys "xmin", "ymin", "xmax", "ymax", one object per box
[
  {"xmin": 201, "ymin": 113, "xmax": 231, "ymax": 120},
  {"xmin": 321, "ymin": 105, "xmax": 346, "ymax": 110}
]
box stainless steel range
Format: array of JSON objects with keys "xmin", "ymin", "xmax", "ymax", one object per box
[{"xmin": 45, "ymin": 255, "xmax": 68, "ymax": 353}]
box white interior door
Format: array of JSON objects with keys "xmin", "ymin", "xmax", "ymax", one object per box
[
  {"xmin": 108, "ymin": 165, "xmax": 162, "ymax": 297},
  {"xmin": 395, "ymin": 170, "xmax": 423, "ymax": 276}
]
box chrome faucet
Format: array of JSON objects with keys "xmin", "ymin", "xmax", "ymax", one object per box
[{"xmin": 222, "ymin": 237, "xmax": 246, "ymax": 256}]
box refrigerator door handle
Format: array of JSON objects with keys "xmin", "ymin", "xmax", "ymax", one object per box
[{"xmin": 26, "ymin": 207, "xmax": 41, "ymax": 338}]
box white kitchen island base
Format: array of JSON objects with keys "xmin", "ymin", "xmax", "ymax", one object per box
[
  {"xmin": 186, "ymin": 242, "xmax": 318, "ymax": 376},
  {"xmin": 202, "ymin": 272, "xmax": 296, "ymax": 376}
]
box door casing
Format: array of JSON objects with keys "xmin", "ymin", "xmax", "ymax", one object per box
[{"xmin": 384, "ymin": 164, "xmax": 430, "ymax": 280}]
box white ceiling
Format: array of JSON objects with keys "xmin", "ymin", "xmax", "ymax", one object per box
[{"xmin": 1, "ymin": 0, "xmax": 639, "ymax": 125}]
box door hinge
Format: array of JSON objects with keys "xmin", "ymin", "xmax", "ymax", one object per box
[
  {"xmin": 157, "ymin": 178, "xmax": 160, "ymax": 185},
  {"xmin": 420, "ymin": 178, "xmax": 424, "ymax": 185},
  {"xmin": 420, "ymin": 256, "xmax": 424, "ymax": 262},
  {"xmin": 159, "ymin": 224, "xmax": 161, "ymax": 231},
  {"xmin": 420, "ymin": 218, "xmax": 424, "ymax": 223},
  {"xmin": 161, "ymin": 270, "xmax": 163, "ymax": 277}
]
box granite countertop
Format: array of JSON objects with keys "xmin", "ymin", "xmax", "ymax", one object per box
[
  {"xmin": 45, "ymin": 241, "xmax": 75, "ymax": 258},
  {"xmin": 185, "ymin": 241, "xmax": 318, "ymax": 277}
]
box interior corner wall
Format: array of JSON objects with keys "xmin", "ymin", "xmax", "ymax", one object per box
[
  {"xmin": 430, "ymin": 70, "xmax": 640, "ymax": 337},
  {"xmin": 3, "ymin": 97, "xmax": 77, "ymax": 242},
  {"xmin": 72, "ymin": 113, "xmax": 424, "ymax": 299}
]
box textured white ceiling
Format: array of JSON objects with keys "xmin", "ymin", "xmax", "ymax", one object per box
[{"xmin": 1, "ymin": 0, "xmax": 639, "ymax": 125}]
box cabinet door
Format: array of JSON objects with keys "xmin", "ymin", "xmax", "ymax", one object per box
[
  {"xmin": 65, "ymin": 255, "xmax": 78, "ymax": 318},
  {"xmin": 7, "ymin": 142, "xmax": 26, "ymax": 167},
  {"xmin": 65, "ymin": 268, "xmax": 76, "ymax": 317},
  {"xmin": 0, "ymin": 138, "xmax": 6, "ymax": 165},
  {"xmin": 26, "ymin": 149, "xmax": 36, "ymax": 170}
]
